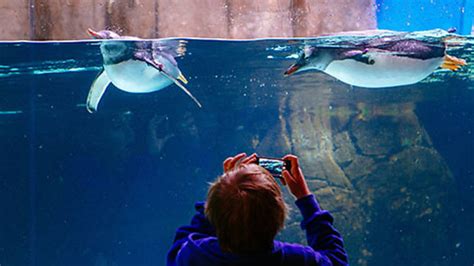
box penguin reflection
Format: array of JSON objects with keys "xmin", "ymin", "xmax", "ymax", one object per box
[
  {"xmin": 86, "ymin": 29, "xmax": 202, "ymax": 113},
  {"xmin": 147, "ymin": 112, "xmax": 200, "ymax": 157}
]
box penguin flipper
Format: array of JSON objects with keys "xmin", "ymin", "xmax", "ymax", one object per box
[
  {"xmin": 142, "ymin": 58, "xmax": 202, "ymax": 108},
  {"xmin": 87, "ymin": 69, "xmax": 111, "ymax": 113},
  {"xmin": 161, "ymin": 70, "xmax": 202, "ymax": 108},
  {"xmin": 441, "ymin": 54, "xmax": 467, "ymax": 71},
  {"xmin": 340, "ymin": 49, "xmax": 375, "ymax": 65}
]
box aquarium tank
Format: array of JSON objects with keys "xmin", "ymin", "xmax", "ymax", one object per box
[{"xmin": 0, "ymin": 0, "xmax": 473, "ymax": 265}]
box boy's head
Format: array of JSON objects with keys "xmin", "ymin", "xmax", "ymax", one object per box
[{"xmin": 205, "ymin": 163, "xmax": 287, "ymax": 254}]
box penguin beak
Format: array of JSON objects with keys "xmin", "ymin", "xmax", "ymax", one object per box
[
  {"xmin": 87, "ymin": 28, "xmax": 102, "ymax": 39},
  {"xmin": 284, "ymin": 64, "xmax": 301, "ymax": 76}
]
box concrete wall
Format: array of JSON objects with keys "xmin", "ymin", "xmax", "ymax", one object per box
[
  {"xmin": 0, "ymin": 0, "xmax": 376, "ymax": 40},
  {"xmin": 0, "ymin": 1, "xmax": 30, "ymax": 40}
]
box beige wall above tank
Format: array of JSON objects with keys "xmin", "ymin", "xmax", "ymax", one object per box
[
  {"xmin": 0, "ymin": 1, "xmax": 31, "ymax": 40},
  {"xmin": 0, "ymin": 0, "xmax": 376, "ymax": 40}
]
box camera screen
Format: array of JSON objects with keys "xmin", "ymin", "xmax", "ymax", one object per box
[{"xmin": 258, "ymin": 158, "xmax": 285, "ymax": 178}]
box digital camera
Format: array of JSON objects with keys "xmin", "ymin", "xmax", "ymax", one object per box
[{"xmin": 256, "ymin": 157, "xmax": 291, "ymax": 179}]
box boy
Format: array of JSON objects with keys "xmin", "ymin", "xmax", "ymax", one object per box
[{"xmin": 167, "ymin": 153, "xmax": 348, "ymax": 266}]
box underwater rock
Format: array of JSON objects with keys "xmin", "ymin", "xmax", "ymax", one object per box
[
  {"xmin": 356, "ymin": 146, "xmax": 458, "ymax": 266},
  {"xmin": 257, "ymin": 121, "xmax": 292, "ymax": 156},
  {"xmin": 398, "ymin": 116, "xmax": 431, "ymax": 148},
  {"xmin": 314, "ymin": 187, "xmax": 355, "ymax": 213},
  {"xmin": 270, "ymin": 75, "xmax": 368, "ymax": 264},
  {"xmin": 270, "ymin": 73, "xmax": 459, "ymax": 265},
  {"xmin": 306, "ymin": 179, "xmax": 329, "ymax": 191},
  {"xmin": 365, "ymin": 146, "xmax": 453, "ymax": 191},
  {"xmin": 343, "ymin": 155, "xmax": 375, "ymax": 182},
  {"xmin": 350, "ymin": 102, "xmax": 435, "ymax": 158},
  {"xmin": 333, "ymin": 131, "xmax": 357, "ymax": 165},
  {"xmin": 351, "ymin": 116, "xmax": 401, "ymax": 156},
  {"xmin": 280, "ymin": 80, "xmax": 353, "ymax": 189},
  {"xmin": 329, "ymin": 105, "xmax": 356, "ymax": 133}
]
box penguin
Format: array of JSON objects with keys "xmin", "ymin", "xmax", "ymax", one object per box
[
  {"xmin": 86, "ymin": 28, "xmax": 202, "ymax": 113},
  {"xmin": 284, "ymin": 31, "xmax": 467, "ymax": 88}
]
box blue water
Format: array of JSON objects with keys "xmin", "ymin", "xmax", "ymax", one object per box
[
  {"xmin": 376, "ymin": 0, "xmax": 473, "ymax": 34},
  {"xmin": 0, "ymin": 31, "xmax": 473, "ymax": 265}
]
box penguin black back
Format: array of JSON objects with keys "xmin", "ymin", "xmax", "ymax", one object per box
[
  {"xmin": 373, "ymin": 39, "xmax": 445, "ymax": 60},
  {"xmin": 100, "ymin": 40, "xmax": 136, "ymax": 65}
]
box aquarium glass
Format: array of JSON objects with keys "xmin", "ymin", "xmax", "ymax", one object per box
[{"xmin": 1, "ymin": 6, "xmax": 474, "ymax": 266}]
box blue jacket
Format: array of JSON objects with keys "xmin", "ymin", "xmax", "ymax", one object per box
[{"xmin": 167, "ymin": 194, "xmax": 349, "ymax": 266}]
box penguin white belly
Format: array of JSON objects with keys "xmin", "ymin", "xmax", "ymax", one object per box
[
  {"xmin": 104, "ymin": 60, "xmax": 174, "ymax": 93},
  {"xmin": 324, "ymin": 54, "xmax": 443, "ymax": 88}
]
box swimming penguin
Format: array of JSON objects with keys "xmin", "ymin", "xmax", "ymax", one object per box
[
  {"xmin": 86, "ymin": 28, "xmax": 202, "ymax": 113},
  {"xmin": 284, "ymin": 31, "xmax": 467, "ymax": 88}
]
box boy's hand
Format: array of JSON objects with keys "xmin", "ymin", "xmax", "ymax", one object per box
[
  {"xmin": 223, "ymin": 153, "xmax": 257, "ymax": 172},
  {"xmin": 282, "ymin": 155, "xmax": 311, "ymax": 199}
]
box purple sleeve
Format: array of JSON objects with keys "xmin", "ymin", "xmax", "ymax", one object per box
[
  {"xmin": 295, "ymin": 194, "xmax": 349, "ymax": 266},
  {"xmin": 166, "ymin": 202, "xmax": 216, "ymax": 266}
]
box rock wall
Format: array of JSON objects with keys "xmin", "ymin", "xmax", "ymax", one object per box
[
  {"xmin": 0, "ymin": 0, "xmax": 376, "ymax": 40},
  {"xmin": 290, "ymin": 0, "xmax": 376, "ymax": 36},
  {"xmin": 255, "ymin": 74, "xmax": 460, "ymax": 265}
]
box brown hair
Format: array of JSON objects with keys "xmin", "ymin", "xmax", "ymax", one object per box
[{"xmin": 205, "ymin": 163, "xmax": 287, "ymax": 254}]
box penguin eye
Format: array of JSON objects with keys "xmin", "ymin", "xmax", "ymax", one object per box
[{"xmin": 298, "ymin": 51, "xmax": 306, "ymax": 60}]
